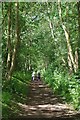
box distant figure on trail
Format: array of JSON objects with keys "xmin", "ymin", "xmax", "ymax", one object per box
[
  {"xmin": 32, "ymin": 71, "xmax": 36, "ymax": 81},
  {"xmin": 32, "ymin": 70, "xmax": 41, "ymax": 81},
  {"xmin": 35, "ymin": 70, "xmax": 37, "ymax": 80},
  {"xmin": 37, "ymin": 71, "xmax": 41, "ymax": 81}
]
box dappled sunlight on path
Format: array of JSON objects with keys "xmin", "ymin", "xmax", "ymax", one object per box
[{"xmin": 17, "ymin": 80, "xmax": 80, "ymax": 119}]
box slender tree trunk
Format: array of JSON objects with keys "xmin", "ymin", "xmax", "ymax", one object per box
[
  {"xmin": 46, "ymin": 2, "xmax": 55, "ymax": 40},
  {"xmin": 7, "ymin": 2, "xmax": 19, "ymax": 80},
  {"xmin": 68, "ymin": 53, "xmax": 73, "ymax": 74},
  {"xmin": 58, "ymin": 0, "xmax": 77, "ymax": 73},
  {"xmin": 65, "ymin": 4, "xmax": 73, "ymax": 73},
  {"xmin": 75, "ymin": 49, "xmax": 78, "ymax": 70},
  {"xmin": 28, "ymin": 39, "xmax": 32, "ymax": 71},
  {"xmin": 6, "ymin": 3, "xmax": 12, "ymax": 74},
  {"xmin": 48, "ymin": 19, "xmax": 55, "ymax": 39},
  {"xmin": 25, "ymin": 58, "xmax": 27, "ymax": 73},
  {"xmin": 77, "ymin": 1, "xmax": 80, "ymax": 70},
  {"xmin": 2, "ymin": 3, "xmax": 3, "ymax": 16}
]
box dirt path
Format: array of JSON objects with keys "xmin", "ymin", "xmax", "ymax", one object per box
[{"xmin": 16, "ymin": 80, "xmax": 80, "ymax": 119}]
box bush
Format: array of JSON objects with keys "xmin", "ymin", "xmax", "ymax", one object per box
[
  {"xmin": 2, "ymin": 92, "xmax": 12, "ymax": 104},
  {"xmin": 3, "ymin": 71, "xmax": 31, "ymax": 95},
  {"xmin": 13, "ymin": 71, "xmax": 31, "ymax": 83},
  {"xmin": 43, "ymin": 68, "xmax": 80, "ymax": 110},
  {"xmin": 2, "ymin": 92, "xmax": 12, "ymax": 118},
  {"xmin": 2, "ymin": 71, "xmax": 31, "ymax": 118}
]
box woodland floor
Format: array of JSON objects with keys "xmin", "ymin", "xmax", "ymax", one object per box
[{"xmin": 3, "ymin": 80, "xmax": 80, "ymax": 120}]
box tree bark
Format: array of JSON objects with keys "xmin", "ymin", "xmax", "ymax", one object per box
[
  {"xmin": 6, "ymin": 3, "xmax": 12, "ymax": 74},
  {"xmin": 75, "ymin": 49, "xmax": 78, "ymax": 71},
  {"xmin": 77, "ymin": 1, "xmax": 80, "ymax": 70},
  {"xmin": 2, "ymin": 2, "xmax": 3, "ymax": 16},
  {"xmin": 7, "ymin": 2, "xmax": 19, "ymax": 80},
  {"xmin": 28, "ymin": 39, "xmax": 32, "ymax": 71},
  {"xmin": 58, "ymin": 0, "xmax": 77, "ymax": 73},
  {"xmin": 46, "ymin": 2, "xmax": 55, "ymax": 40}
]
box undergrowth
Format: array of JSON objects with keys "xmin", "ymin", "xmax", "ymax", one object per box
[
  {"xmin": 2, "ymin": 71, "xmax": 31, "ymax": 119},
  {"xmin": 43, "ymin": 68, "xmax": 80, "ymax": 110}
]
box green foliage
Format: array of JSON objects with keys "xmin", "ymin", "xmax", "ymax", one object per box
[
  {"xmin": 2, "ymin": 92, "xmax": 12, "ymax": 119},
  {"xmin": 43, "ymin": 65, "xmax": 54, "ymax": 87},
  {"xmin": 2, "ymin": 92, "xmax": 12, "ymax": 105},
  {"xmin": 68, "ymin": 75, "xmax": 80, "ymax": 109},
  {"xmin": 13, "ymin": 71, "xmax": 31, "ymax": 83},
  {"xmin": 3, "ymin": 71, "xmax": 31, "ymax": 96},
  {"xmin": 2, "ymin": 71, "xmax": 31, "ymax": 118},
  {"xmin": 11, "ymin": 77, "xmax": 28, "ymax": 96},
  {"xmin": 2, "ymin": 2, "xmax": 80, "ymax": 118},
  {"xmin": 43, "ymin": 68, "xmax": 80, "ymax": 110}
]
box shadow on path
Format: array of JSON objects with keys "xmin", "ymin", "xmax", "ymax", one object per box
[{"xmin": 9, "ymin": 80, "xmax": 80, "ymax": 120}]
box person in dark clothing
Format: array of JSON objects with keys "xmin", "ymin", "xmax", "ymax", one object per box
[{"xmin": 37, "ymin": 71, "xmax": 41, "ymax": 81}]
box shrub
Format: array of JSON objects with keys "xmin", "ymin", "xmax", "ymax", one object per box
[
  {"xmin": 2, "ymin": 71, "xmax": 31, "ymax": 118},
  {"xmin": 43, "ymin": 68, "xmax": 80, "ymax": 110}
]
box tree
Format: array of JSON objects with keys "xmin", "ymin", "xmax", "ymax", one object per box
[
  {"xmin": 6, "ymin": 3, "xmax": 12, "ymax": 73},
  {"xmin": 58, "ymin": 0, "xmax": 78, "ymax": 73},
  {"xmin": 77, "ymin": 1, "xmax": 80, "ymax": 70},
  {"xmin": 7, "ymin": 2, "xmax": 20, "ymax": 80}
]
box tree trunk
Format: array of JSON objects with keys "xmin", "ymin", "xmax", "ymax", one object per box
[
  {"xmin": 7, "ymin": 2, "xmax": 19, "ymax": 80},
  {"xmin": 48, "ymin": 19, "xmax": 55, "ymax": 39},
  {"xmin": 28, "ymin": 39, "xmax": 32, "ymax": 71},
  {"xmin": 75, "ymin": 49, "xmax": 78, "ymax": 71},
  {"xmin": 68, "ymin": 52, "xmax": 73, "ymax": 74},
  {"xmin": 77, "ymin": 1, "xmax": 80, "ymax": 70},
  {"xmin": 2, "ymin": 2, "xmax": 4, "ymax": 16},
  {"xmin": 6, "ymin": 3, "xmax": 12, "ymax": 74},
  {"xmin": 46, "ymin": 2, "xmax": 55, "ymax": 40},
  {"xmin": 58, "ymin": 0, "xmax": 77, "ymax": 73}
]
